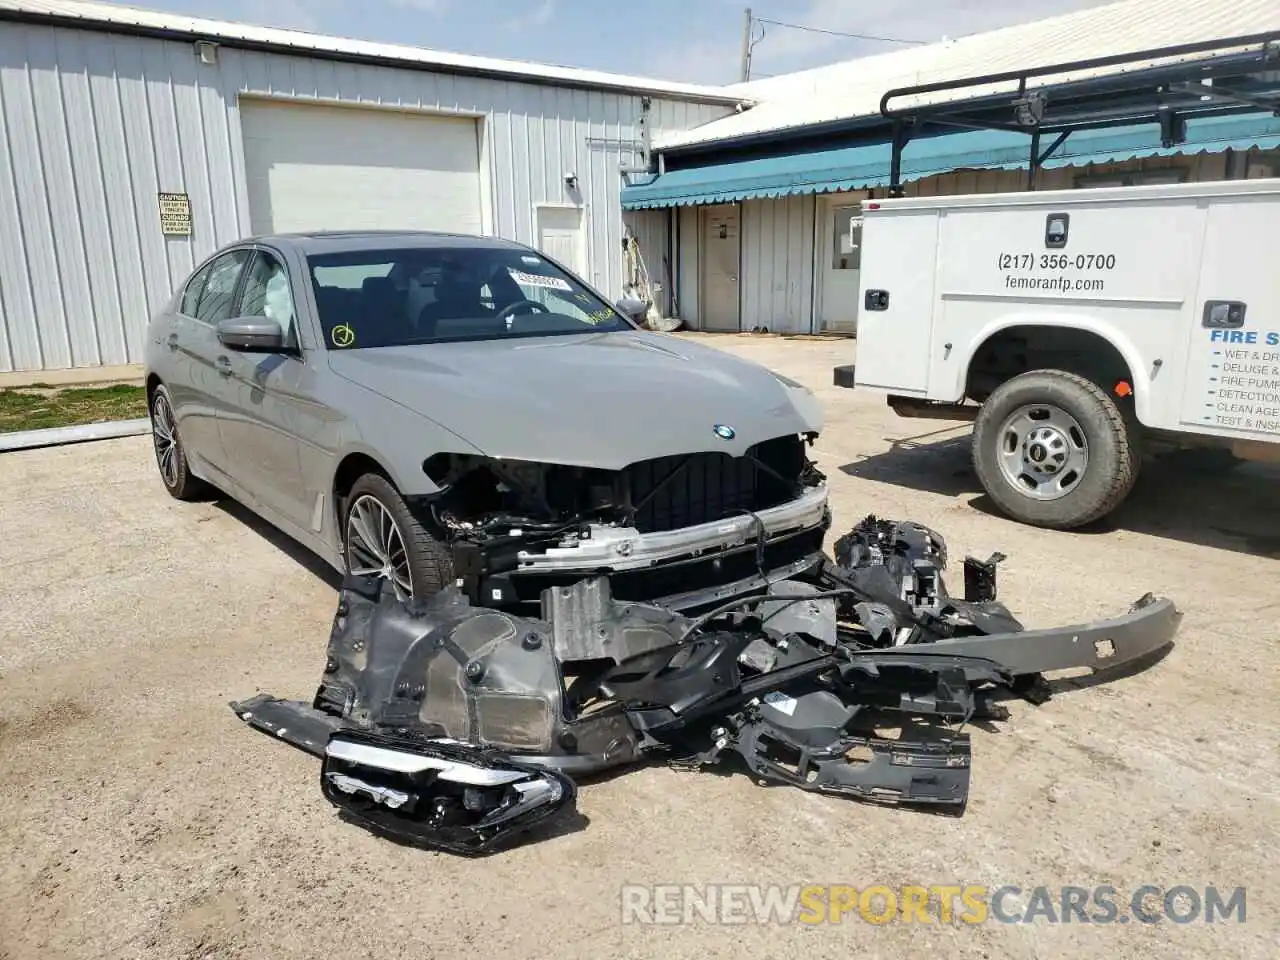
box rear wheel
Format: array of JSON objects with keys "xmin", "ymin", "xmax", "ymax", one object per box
[
  {"xmin": 149, "ymin": 384, "xmax": 209, "ymax": 501},
  {"xmin": 972, "ymin": 369, "xmax": 1139, "ymax": 529},
  {"xmin": 342, "ymin": 472, "xmax": 455, "ymax": 603}
]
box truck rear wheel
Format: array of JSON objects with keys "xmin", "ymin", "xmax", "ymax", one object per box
[{"xmin": 972, "ymin": 370, "xmax": 1139, "ymax": 529}]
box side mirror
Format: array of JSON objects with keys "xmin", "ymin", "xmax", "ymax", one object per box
[
  {"xmin": 614, "ymin": 296, "xmax": 649, "ymax": 325},
  {"xmin": 217, "ymin": 316, "xmax": 285, "ymax": 352}
]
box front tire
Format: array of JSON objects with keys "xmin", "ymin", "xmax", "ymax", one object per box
[
  {"xmin": 342, "ymin": 472, "xmax": 455, "ymax": 603},
  {"xmin": 972, "ymin": 370, "xmax": 1139, "ymax": 529},
  {"xmin": 150, "ymin": 384, "xmax": 209, "ymax": 502}
]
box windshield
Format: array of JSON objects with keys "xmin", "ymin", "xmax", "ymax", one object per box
[{"xmin": 306, "ymin": 246, "xmax": 633, "ymax": 349}]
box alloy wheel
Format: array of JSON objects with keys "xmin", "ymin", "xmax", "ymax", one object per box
[
  {"xmin": 346, "ymin": 494, "xmax": 415, "ymax": 601},
  {"xmin": 151, "ymin": 392, "xmax": 180, "ymax": 489}
]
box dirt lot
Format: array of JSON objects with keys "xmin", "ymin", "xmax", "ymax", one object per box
[{"xmin": 1, "ymin": 335, "xmax": 1277, "ymax": 960}]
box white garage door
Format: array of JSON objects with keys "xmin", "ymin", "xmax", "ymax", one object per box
[{"xmin": 240, "ymin": 99, "xmax": 483, "ymax": 236}]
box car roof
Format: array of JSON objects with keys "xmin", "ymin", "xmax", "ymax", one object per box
[{"xmin": 248, "ymin": 230, "xmax": 531, "ymax": 256}]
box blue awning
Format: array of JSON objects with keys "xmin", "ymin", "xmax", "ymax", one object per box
[{"xmin": 622, "ymin": 112, "xmax": 1280, "ymax": 209}]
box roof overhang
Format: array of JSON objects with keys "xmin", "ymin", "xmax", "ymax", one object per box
[
  {"xmin": 657, "ymin": 30, "xmax": 1280, "ymax": 158},
  {"xmin": 0, "ymin": 0, "xmax": 749, "ymax": 105},
  {"xmin": 621, "ymin": 111, "xmax": 1280, "ymax": 209}
]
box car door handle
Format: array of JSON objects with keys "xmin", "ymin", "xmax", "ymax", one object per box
[
  {"xmin": 215, "ymin": 355, "xmax": 233, "ymax": 377},
  {"xmin": 166, "ymin": 333, "xmax": 179, "ymax": 350}
]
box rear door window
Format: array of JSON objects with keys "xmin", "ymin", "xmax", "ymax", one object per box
[
  {"xmin": 180, "ymin": 262, "xmax": 214, "ymax": 317},
  {"xmin": 193, "ymin": 250, "xmax": 250, "ymax": 325}
]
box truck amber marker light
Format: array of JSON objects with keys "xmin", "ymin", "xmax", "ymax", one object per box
[{"xmin": 1115, "ymin": 381, "xmax": 1133, "ymax": 398}]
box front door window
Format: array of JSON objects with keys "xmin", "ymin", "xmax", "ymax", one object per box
[{"xmin": 238, "ymin": 251, "xmax": 299, "ymax": 349}]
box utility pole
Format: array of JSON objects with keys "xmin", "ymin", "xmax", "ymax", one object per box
[{"xmin": 739, "ymin": 7, "xmax": 753, "ymax": 82}]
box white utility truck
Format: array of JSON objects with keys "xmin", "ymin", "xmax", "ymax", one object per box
[{"xmin": 834, "ymin": 176, "xmax": 1280, "ymax": 529}]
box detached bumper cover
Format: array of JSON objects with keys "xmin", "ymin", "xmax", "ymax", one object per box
[{"xmin": 919, "ymin": 592, "xmax": 1182, "ymax": 678}]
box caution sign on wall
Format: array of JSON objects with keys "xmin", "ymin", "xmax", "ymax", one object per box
[{"xmin": 158, "ymin": 192, "xmax": 192, "ymax": 236}]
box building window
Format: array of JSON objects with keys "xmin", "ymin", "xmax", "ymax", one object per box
[
  {"xmin": 1245, "ymin": 159, "xmax": 1275, "ymax": 179},
  {"xmin": 1073, "ymin": 167, "xmax": 1188, "ymax": 189},
  {"xmin": 831, "ymin": 204, "xmax": 862, "ymax": 270}
]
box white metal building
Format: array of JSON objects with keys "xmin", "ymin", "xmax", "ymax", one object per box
[
  {"xmin": 0, "ymin": 0, "xmax": 742, "ymax": 373},
  {"xmin": 623, "ymin": 0, "xmax": 1280, "ymax": 336}
]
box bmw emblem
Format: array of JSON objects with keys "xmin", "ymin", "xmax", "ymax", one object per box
[{"xmin": 713, "ymin": 424, "xmax": 736, "ymax": 440}]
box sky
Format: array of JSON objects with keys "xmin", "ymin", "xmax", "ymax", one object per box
[{"xmin": 107, "ymin": 0, "xmax": 1119, "ymax": 84}]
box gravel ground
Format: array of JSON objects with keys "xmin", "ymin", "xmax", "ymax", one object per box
[{"xmin": 1, "ymin": 335, "xmax": 1276, "ymax": 960}]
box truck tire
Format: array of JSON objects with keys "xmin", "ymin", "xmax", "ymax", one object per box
[
  {"xmin": 972, "ymin": 370, "xmax": 1139, "ymax": 529},
  {"xmin": 342, "ymin": 472, "xmax": 455, "ymax": 603}
]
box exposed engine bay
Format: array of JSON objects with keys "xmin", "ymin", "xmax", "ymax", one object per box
[
  {"xmin": 419, "ymin": 434, "xmax": 830, "ymax": 609},
  {"xmin": 233, "ymin": 515, "xmax": 1181, "ymax": 856}
]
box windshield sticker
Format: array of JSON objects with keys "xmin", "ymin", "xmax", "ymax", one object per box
[
  {"xmin": 520, "ymin": 255, "xmax": 542, "ymax": 265},
  {"xmin": 585, "ymin": 307, "xmax": 614, "ymax": 325},
  {"xmin": 507, "ymin": 268, "xmax": 572, "ymax": 292},
  {"xmin": 330, "ymin": 323, "xmax": 356, "ymax": 348}
]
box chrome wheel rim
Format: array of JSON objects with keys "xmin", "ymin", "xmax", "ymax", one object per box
[
  {"xmin": 995, "ymin": 403, "xmax": 1089, "ymax": 501},
  {"xmin": 151, "ymin": 392, "xmax": 179, "ymax": 488},
  {"xmin": 346, "ymin": 494, "xmax": 414, "ymax": 601}
]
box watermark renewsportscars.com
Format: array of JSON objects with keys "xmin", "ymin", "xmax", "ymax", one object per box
[{"xmin": 620, "ymin": 883, "xmax": 1247, "ymax": 926}]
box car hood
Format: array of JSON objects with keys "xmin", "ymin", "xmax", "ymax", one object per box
[{"xmin": 326, "ymin": 331, "xmax": 823, "ymax": 470}]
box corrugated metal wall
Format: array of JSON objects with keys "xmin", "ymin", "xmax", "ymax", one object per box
[
  {"xmin": 676, "ymin": 205, "xmax": 700, "ymax": 325},
  {"xmin": 620, "ymin": 207, "xmax": 671, "ymax": 315},
  {"xmin": 740, "ymin": 196, "xmax": 815, "ymax": 334},
  {"xmin": 0, "ymin": 22, "xmax": 727, "ymax": 372},
  {"xmin": 902, "ymin": 150, "xmax": 1238, "ymax": 195},
  {"xmin": 667, "ymin": 198, "xmax": 816, "ymax": 334}
]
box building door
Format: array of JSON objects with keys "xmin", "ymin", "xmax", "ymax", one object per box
[
  {"xmin": 535, "ymin": 205, "xmax": 586, "ymax": 275},
  {"xmin": 239, "ymin": 99, "xmax": 483, "ymax": 235},
  {"xmin": 699, "ymin": 204, "xmax": 740, "ymax": 331},
  {"xmin": 818, "ymin": 196, "xmax": 865, "ymax": 333}
]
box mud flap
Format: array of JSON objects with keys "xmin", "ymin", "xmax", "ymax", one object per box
[{"xmin": 319, "ymin": 729, "xmax": 577, "ymax": 856}]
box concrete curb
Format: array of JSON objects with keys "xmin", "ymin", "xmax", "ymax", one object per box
[
  {"xmin": 0, "ymin": 418, "xmax": 151, "ymax": 453},
  {"xmin": 0, "ymin": 362, "xmax": 144, "ymax": 389}
]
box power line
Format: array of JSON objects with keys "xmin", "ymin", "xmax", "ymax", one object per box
[{"xmin": 753, "ymin": 16, "xmax": 928, "ymax": 46}]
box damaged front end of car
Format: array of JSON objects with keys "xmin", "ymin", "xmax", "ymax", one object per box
[
  {"xmin": 418, "ymin": 432, "xmax": 831, "ymax": 611},
  {"xmin": 232, "ymin": 515, "xmax": 1181, "ymax": 855}
]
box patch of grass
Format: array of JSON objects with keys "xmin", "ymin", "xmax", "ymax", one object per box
[{"xmin": 0, "ymin": 383, "xmax": 148, "ymax": 433}]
